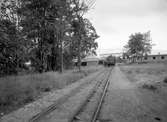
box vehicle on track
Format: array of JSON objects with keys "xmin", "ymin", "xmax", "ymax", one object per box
[{"xmin": 104, "ymin": 55, "xmax": 116, "ymax": 67}]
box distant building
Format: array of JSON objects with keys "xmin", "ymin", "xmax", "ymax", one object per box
[
  {"xmin": 127, "ymin": 54, "xmax": 167, "ymax": 63},
  {"xmin": 82, "ymin": 55, "xmax": 99, "ymax": 66},
  {"xmin": 138, "ymin": 54, "xmax": 167, "ymax": 63},
  {"xmin": 99, "ymin": 52, "xmax": 122, "ymax": 59},
  {"xmin": 73, "ymin": 54, "xmax": 99, "ymax": 66}
]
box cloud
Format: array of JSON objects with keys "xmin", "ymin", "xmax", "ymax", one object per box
[
  {"xmin": 95, "ymin": 0, "xmax": 167, "ymax": 17},
  {"xmin": 86, "ymin": 0, "xmax": 167, "ymax": 53}
]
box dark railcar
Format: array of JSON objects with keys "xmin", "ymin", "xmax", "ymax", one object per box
[{"xmin": 104, "ymin": 55, "xmax": 116, "ymax": 67}]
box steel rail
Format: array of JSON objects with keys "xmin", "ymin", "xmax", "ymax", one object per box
[
  {"xmin": 29, "ymin": 69, "xmax": 105, "ymax": 122},
  {"xmin": 68, "ymin": 70, "xmax": 108, "ymax": 122},
  {"xmin": 69, "ymin": 67, "xmax": 112, "ymax": 122},
  {"xmin": 91, "ymin": 68, "xmax": 112, "ymax": 122}
]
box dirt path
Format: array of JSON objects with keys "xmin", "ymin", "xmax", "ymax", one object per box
[{"xmin": 99, "ymin": 66, "xmax": 167, "ymax": 122}]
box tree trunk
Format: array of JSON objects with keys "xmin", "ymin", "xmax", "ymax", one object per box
[
  {"xmin": 78, "ymin": 39, "xmax": 81, "ymax": 72},
  {"xmin": 58, "ymin": 31, "xmax": 63, "ymax": 73},
  {"xmin": 60, "ymin": 37, "xmax": 63, "ymax": 73},
  {"xmin": 77, "ymin": 17, "xmax": 82, "ymax": 72}
]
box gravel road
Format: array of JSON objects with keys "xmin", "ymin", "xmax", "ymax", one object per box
[{"xmin": 98, "ymin": 66, "xmax": 167, "ymax": 122}]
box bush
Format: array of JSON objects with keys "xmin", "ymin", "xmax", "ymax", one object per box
[
  {"xmin": 141, "ymin": 83, "xmax": 157, "ymax": 91},
  {"xmin": 163, "ymin": 77, "xmax": 167, "ymax": 83},
  {"xmin": 127, "ymin": 70, "xmax": 132, "ymax": 74}
]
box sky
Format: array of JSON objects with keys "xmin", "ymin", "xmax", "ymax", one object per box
[{"xmin": 85, "ymin": 0, "xmax": 167, "ymax": 54}]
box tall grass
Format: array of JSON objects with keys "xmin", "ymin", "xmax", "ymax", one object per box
[{"xmin": 0, "ymin": 66, "xmax": 102, "ymax": 115}]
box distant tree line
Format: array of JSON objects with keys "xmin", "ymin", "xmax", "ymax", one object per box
[
  {"xmin": 123, "ymin": 31, "xmax": 153, "ymax": 63},
  {"xmin": 0, "ymin": 0, "xmax": 99, "ymax": 76}
]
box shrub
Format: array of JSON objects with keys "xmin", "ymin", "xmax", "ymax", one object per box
[
  {"xmin": 141, "ymin": 83, "xmax": 157, "ymax": 91},
  {"xmin": 163, "ymin": 77, "xmax": 167, "ymax": 83},
  {"xmin": 127, "ymin": 70, "xmax": 132, "ymax": 74}
]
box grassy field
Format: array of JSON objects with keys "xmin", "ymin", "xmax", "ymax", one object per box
[
  {"xmin": 119, "ymin": 63, "xmax": 167, "ymax": 121},
  {"xmin": 120, "ymin": 63, "xmax": 167, "ymax": 84},
  {"xmin": 120, "ymin": 63, "xmax": 167, "ymax": 94},
  {"xmin": 0, "ymin": 66, "xmax": 103, "ymax": 116}
]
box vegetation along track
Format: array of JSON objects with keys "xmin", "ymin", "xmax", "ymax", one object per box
[
  {"xmin": 70, "ymin": 67, "xmax": 113, "ymax": 122},
  {"xmin": 28, "ymin": 69, "xmax": 107, "ymax": 122}
]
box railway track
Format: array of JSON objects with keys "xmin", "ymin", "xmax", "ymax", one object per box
[
  {"xmin": 70, "ymin": 67, "xmax": 113, "ymax": 122},
  {"xmin": 29, "ymin": 69, "xmax": 108, "ymax": 122}
]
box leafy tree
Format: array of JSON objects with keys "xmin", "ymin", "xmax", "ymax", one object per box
[
  {"xmin": 18, "ymin": 0, "xmax": 68, "ymax": 72},
  {"xmin": 0, "ymin": 0, "xmax": 26, "ymax": 75},
  {"xmin": 71, "ymin": 18, "xmax": 98, "ymax": 58},
  {"xmin": 0, "ymin": 19, "xmax": 18, "ymax": 75},
  {"xmin": 0, "ymin": 0, "xmax": 99, "ymax": 75},
  {"xmin": 70, "ymin": 0, "xmax": 97, "ymax": 71},
  {"xmin": 142, "ymin": 31, "xmax": 152, "ymax": 56},
  {"xmin": 124, "ymin": 31, "xmax": 152, "ymax": 62}
]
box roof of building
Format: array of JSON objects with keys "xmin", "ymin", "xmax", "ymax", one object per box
[
  {"xmin": 82, "ymin": 54, "xmax": 99, "ymax": 61},
  {"xmin": 147, "ymin": 54, "xmax": 167, "ymax": 57},
  {"xmin": 82, "ymin": 55, "xmax": 99, "ymax": 62},
  {"xmin": 73, "ymin": 54, "xmax": 99, "ymax": 62}
]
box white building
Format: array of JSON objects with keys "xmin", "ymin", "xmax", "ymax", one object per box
[
  {"xmin": 138, "ymin": 54, "xmax": 167, "ymax": 63},
  {"xmin": 126, "ymin": 53, "xmax": 167, "ymax": 63},
  {"xmin": 73, "ymin": 54, "xmax": 99, "ymax": 66},
  {"xmin": 81, "ymin": 55, "xmax": 99, "ymax": 66}
]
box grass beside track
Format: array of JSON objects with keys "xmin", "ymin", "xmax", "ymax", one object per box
[
  {"xmin": 120, "ymin": 63, "xmax": 167, "ymax": 83},
  {"xmin": 0, "ymin": 66, "xmax": 103, "ymax": 116},
  {"xmin": 120, "ymin": 63, "xmax": 167, "ymax": 92}
]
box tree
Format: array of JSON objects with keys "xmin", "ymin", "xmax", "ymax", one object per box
[
  {"xmin": 0, "ymin": 19, "xmax": 18, "ymax": 75},
  {"xmin": 0, "ymin": 0, "xmax": 99, "ymax": 75},
  {"xmin": 0, "ymin": 0, "xmax": 26, "ymax": 75},
  {"xmin": 143, "ymin": 31, "xmax": 152, "ymax": 56},
  {"xmin": 18, "ymin": 0, "xmax": 70, "ymax": 72},
  {"xmin": 70, "ymin": 0, "xmax": 97, "ymax": 71},
  {"xmin": 124, "ymin": 31, "xmax": 152, "ymax": 63}
]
